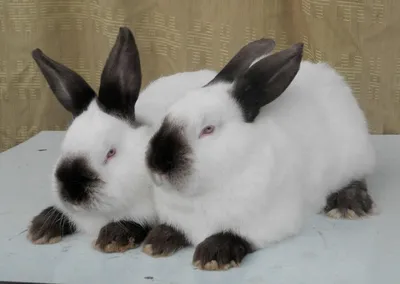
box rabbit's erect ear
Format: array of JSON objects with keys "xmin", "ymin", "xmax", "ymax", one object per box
[
  {"xmin": 205, "ymin": 38, "xmax": 276, "ymax": 86},
  {"xmin": 232, "ymin": 43, "xmax": 304, "ymax": 123},
  {"xmin": 97, "ymin": 27, "xmax": 142, "ymax": 122},
  {"xmin": 32, "ymin": 49, "xmax": 96, "ymax": 117}
]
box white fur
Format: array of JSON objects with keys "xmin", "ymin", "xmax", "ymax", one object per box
[
  {"xmin": 53, "ymin": 70, "xmax": 216, "ymax": 236},
  {"xmin": 152, "ymin": 61, "xmax": 375, "ymax": 249}
]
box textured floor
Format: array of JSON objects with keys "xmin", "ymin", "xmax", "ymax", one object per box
[{"xmin": 0, "ymin": 132, "xmax": 399, "ymax": 284}]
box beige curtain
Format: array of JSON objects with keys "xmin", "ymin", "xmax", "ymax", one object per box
[{"xmin": 0, "ymin": 0, "xmax": 399, "ymax": 152}]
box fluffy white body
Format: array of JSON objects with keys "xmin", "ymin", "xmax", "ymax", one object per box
[
  {"xmin": 153, "ymin": 61, "xmax": 375, "ymax": 248},
  {"xmin": 52, "ymin": 70, "xmax": 217, "ymax": 237}
]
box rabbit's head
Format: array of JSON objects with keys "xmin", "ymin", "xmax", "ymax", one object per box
[
  {"xmin": 146, "ymin": 41, "xmax": 304, "ymax": 196},
  {"xmin": 33, "ymin": 27, "xmax": 152, "ymax": 215}
]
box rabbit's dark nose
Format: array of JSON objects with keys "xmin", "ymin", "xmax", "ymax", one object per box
[
  {"xmin": 146, "ymin": 119, "xmax": 192, "ymax": 180},
  {"xmin": 55, "ymin": 156, "xmax": 101, "ymax": 205},
  {"xmin": 147, "ymin": 128, "xmax": 181, "ymax": 174}
]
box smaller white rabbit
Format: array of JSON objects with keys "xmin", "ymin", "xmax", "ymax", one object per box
[
  {"xmin": 27, "ymin": 27, "xmax": 216, "ymax": 253},
  {"xmin": 143, "ymin": 40, "xmax": 376, "ymax": 270}
]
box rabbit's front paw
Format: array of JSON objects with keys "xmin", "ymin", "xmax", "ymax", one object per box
[
  {"xmin": 324, "ymin": 180, "xmax": 376, "ymax": 219},
  {"xmin": 193, "ymin": 232, "xmax": 252, "ymax": 271},
  {"xmin": 27, "ymin": 206, "xmax": 76, "ymax": 244},
  {"xmin": 94, "ymin": 221, "xmax": 150, "ymax": 253},
  {"xmin": 142, "ymin": 224, "xmax": 189, "ymax": 257}
]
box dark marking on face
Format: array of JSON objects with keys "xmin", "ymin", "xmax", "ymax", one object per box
[
  {"xmin": 193, "ymin": 231, "xmax": 253, "ymax": 270},
  {"xmin": 146, "ymin": 118, "xmax": 192, "ymax": 183},
  {"xmin": 55, "ymin": 156, "xmax": 103, "ymax": 205},
  {"xmin": 142, "ymin": 224, "xmax": 190, "ymax": 257},
  {"xmin": 324, "ymin": 179, "xmax": 375, "ymax": 218},
  {"xmin": 28, "ymin": 206, "xmax": 76, "ymax": 244}
]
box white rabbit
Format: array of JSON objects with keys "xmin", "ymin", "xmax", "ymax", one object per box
[
  {"xmin": 143, "ymin": 40, "xmax": 376, "ymax": 270},
  {"xmin": 27, "ymin": 27, "xmax": 216, "ymax": 253}
]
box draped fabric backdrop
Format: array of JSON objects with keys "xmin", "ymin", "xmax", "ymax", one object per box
[{"xmin": 0, "ymin": 0, "xmax": 399, "ymax": 151}]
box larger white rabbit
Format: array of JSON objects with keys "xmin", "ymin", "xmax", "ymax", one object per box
[
  {"xmin": 26, "ymin": 27, "xmax": 218, "ymax": 253},
  {"xmin": 144, "ymin": 40, "xmax": 376, "ymax": 270}
]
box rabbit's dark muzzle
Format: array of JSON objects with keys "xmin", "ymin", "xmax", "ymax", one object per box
[
  {"xmin": 146, "ymin": 119, "xmax": 192, "ymax": 187},
  {"xmin": 55, "ymin": 156, "xmax": 102, "ymax": 205}
]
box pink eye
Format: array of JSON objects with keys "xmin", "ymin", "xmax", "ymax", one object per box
[
  {"xmin": 106, "ymin": 148, "xmax": 116, "ymax": 159},
  {"xmin": 199, "ymin": 125, "xmax": 215, "ymax": 138}
]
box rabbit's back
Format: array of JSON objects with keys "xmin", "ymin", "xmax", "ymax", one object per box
[{"xmin": 260, "ymin": 61, "xmax": 375, "ymax": 210}]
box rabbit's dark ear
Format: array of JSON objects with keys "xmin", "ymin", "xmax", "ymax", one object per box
[
  {"xmin": 97, "ymin": 27, "xmax": 142, "ymax": 122},
  {"xmin": 206, "ymin": 38, "xmax": 276, "ymax": 86},
  {"xmin": 232, "ymin": 43, "xmax": 304, "ymax": 123},
  {"xmin": 32, "ymin": 49, "xmax": 96, "ymax": 117}
]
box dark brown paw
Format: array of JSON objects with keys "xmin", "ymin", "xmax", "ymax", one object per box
[
  {"xmin": 27, "ymin": 206, "xmax": 76, "ymax": 244},
  {"xmin": 192, "ymin": 232, "xmax": 252, "ymax": 271},
  {"xmin": 142, "ymin": 224, "xmax": 189, "ymax": 258},
  {"xmin": 94, "ymin": 221, "xmax": 150, "ymax": 253},
  {"xmin": 324, "ymin": 180, "xmax": 376, "ymax": 219}
]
